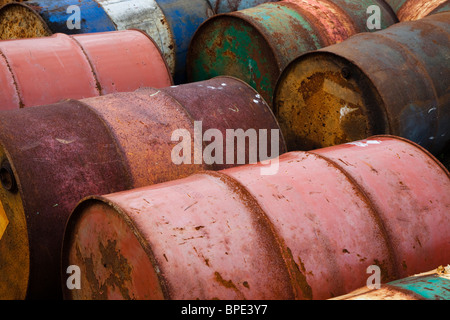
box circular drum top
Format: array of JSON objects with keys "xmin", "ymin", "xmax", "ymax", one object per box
[
  {"xmin": 0, "ymin": 3, "xmax": 51, "ymax": 40},
  {"xmin": 274, "ymin": 52, "xmax": 386, "ymax": 151}
]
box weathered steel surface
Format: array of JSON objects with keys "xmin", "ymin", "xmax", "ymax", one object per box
[
  {"xmin": 62, "ymin": 136, "xmax": 450, "ymax": 300},
  {"xmin": 187, "ymin": 0, "xmax": 397, "ymax": 107},
  {"xmin": 0, "ymin": 77, "xmax": 284, "ymax": 300},
  {"xmin": 208, "ymin": 0, "xmax": 279, "ymax": 13},
  {"xmin": 384, "ymin": 0, "xmax": 448, "ymax": 21},
  {"xmin": 0, "ymin": 30, "xmax": 172, "ymax": 110},
  {"xmin": 333, "ymin": 266, "xmax": 450, "ymax": 300},
  {"xmin": 274, "ymin": 12, "xmax": 450, "ymax": 155},
  {"xmin": 155, "ymin": 0, "xmax": 214, "ymax": 83}
]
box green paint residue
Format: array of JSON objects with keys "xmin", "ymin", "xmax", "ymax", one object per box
[{"xmin": 391, "ymin": 275, "xmax": 450, "ymax": 300}]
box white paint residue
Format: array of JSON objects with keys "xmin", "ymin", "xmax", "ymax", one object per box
[
  {"xmin": 428, "ymin": 107, "xmax": 437, "ymax": 113},
  {"xmin": 255, "ymin": 94, "xmax": 261, "ymax": 99},
  {"xmin": 253, "ymin": 99, "xmax": 259, "ymax": 104},
  {"xmin": 221, "ymin": 83, "xmax": 227, "ymax": 86},
  {"xmin": 56, "ymin": 138, "xmax": 75, "ymax": 145},
  {"xmin": 346, "ymin": 140, "xmax": 382, "ymax": 147},
  {"xmin": 429, "ymin": 136, "xmax": 435, "ymax": 140},
  {"xmin": 149, "ymin": 90, "xmax": 160, "ymax": 97},
  {"xmin": 207, "ymin": 86, "xmax": 216, "ymax": 90},
  {"xmin": 339, "ymin": 105, "xmax": 359, "ymax": 121}
]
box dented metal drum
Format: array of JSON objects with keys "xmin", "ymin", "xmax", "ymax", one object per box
[
  {"xmin": 207, "ymin": 0, "xmax": 279, "ymax": 13},
  {"xmin": 0, "ymin": 0, "xmax": 214, "ymax": 83},
  {"xmin": 274, "ymin": 12, "xmax": 450, "ymax": 156},
  {"xmin": 384, "ymin": 0, "xmax": 449, "ymax": 21},
  {"xmin": 187, "ymin": 0, "xmax": 397, "ymax": 106},
  {"xmin": 274, "ymin": 13, "xmax": 450, "ymax": 155},
  {"xmin": 61, "ymin": 136, "xmax": 450, "ymax": 300},
  {"xmin": 0, "ymin": 77, "xmax": 284, "ymax": 300},
  {"xmin": 0, "ymin": 30, "xmax": 172, "ymax": 110}
]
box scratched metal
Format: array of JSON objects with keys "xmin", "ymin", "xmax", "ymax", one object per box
[
  {"xmin": 274, "ymin": 12, "xmax": 450, "ymax": 155},
  {"xmin": 62, "ymin": 136, "xmax": 450, "ymax": 300},
  {"xmin": 187, "ymin": 0, "xmax": 397, "ymax": 107},
  {"xmin": 0, "ymin": 77, "xmax": 284, "ymax": 300}
]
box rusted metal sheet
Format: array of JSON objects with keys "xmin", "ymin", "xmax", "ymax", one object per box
[
  {"xmin": 187, "ymin": 0, "xmax": 397, "ymax": 107},
  {"xmin": 332, "ymin": 266, "xmax": 450, "ymax": 300},
  {"xmin": 208, "ymin": 0, "xmax": 279, "ymax": 13},
  {"xmin": 0, "ymin": 30, "xmax": 172, "ymax": 110},
  {"xmin": 0, "ymin": 77, "xmax": 284, "ymax": 300},
  {"xmin": 0, "ymin": 0, "xmax": 214, "ymax": 84},
  {"xmin": 62, "ymin": 136, "xmax": 450, "ymax": 300},
  {"xmin": 385, "ymin": 0, "xmax": 449, "ymax": 21},
  {"xmin": 274, "ymin": 12, "xmax": 450, "ymax": 157}
]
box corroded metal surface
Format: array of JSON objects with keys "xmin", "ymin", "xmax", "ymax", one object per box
[
  {"xmin": 385, "ymin": 0, "xmax": 448, "ymax": 21},
  {"xmin": 0, "ymin": 77, "xmax": 283, "ymax": 299},
  {"xmin": 332, "ymin": 267, "xmax": 450, "ymax": 300},
  {"xmin": 0, "ymin": 30, "xmax": 172, "ymax": 110},
  {"xmin": 208, "ymin": 0, "xmax": 279, "ymax": 13},
  {"xmin": 187, "ymin": 0, "xmax": 397, "ymax": 107},
  {"xmin": 0, "ymin": 3, "xmax": 51, "ymax": 39},
  {"xmin": 274, "ymin": 12, "xmax": 450, "ymax": 155},
  {"xmin": 62, "ymin": 136, "xmax": 450, "ymax": 300}
]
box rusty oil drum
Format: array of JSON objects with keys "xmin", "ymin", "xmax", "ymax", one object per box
[
  {"xmin": 187, "ymin": 0, "xmax": 398, "ymax": 107},
  {"xmin": 332, "ymin": 266, "xmax": 450, "ymax": 300},
  {"xmin": 61, "ymin": 136, "xmax": 450, "ymax": 300},
  {"xmin": 274, "ymin": 12, "xmax": 450, "ymax": 158},
  {"xmin": 0, "ymin": 77, "xmax": 285, "ymax": 300},
  {"xmin": 384, "ymin": 0, "xmax": 449, "ymax": 21},
  {"xmin": 207, "ymin": 0, "xmax": 279, "ymax": 13},
  {"xmin": 0, "ymin": 0, "xmax": 214, "ymax": 83},
  {"xmin": 0, "ymin": 30, "xmax": 172, "ymax": 110}
]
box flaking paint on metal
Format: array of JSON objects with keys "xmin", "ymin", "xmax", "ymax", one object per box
[
  {"xmin": 0, "ymin": 77, "xmax": 284, "ymax": 299},
  {"xmin": 62, "ymin": 136, "xmax": 450, "ymax": 300}
]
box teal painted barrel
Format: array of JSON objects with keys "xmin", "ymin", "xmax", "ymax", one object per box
[
  {"xmin": 333, "ymin": 266, "xmax": 450, "ymax": 300},
  {"xmin": 208, "ymin": 0, "xmax": 279, "ymax": 13},
  {"xmin": 187, "ymin": 0, "xmax": 397, "ymax": 107}
]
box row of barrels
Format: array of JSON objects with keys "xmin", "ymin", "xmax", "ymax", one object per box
[{"xmin": 0, "ymin": 0, "xmax": 448, "ymax": 300}]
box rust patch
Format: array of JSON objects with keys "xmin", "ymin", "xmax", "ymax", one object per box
[
  {"xmin": 0, "ymin": 4, "xmax": 52, "ymax": 40},
  {"xmin": 214, "ymin": 271, "xmax": 245, "ymax": 299}
]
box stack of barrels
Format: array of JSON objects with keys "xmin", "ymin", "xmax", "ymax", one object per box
[{"xmin": 0, "ymin": 0, "xmax": 448, "ymax": 300}]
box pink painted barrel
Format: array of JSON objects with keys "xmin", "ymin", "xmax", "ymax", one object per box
[
  {"xmin": 62, "ymin": 136, "xmax": 450, "ymax": 300},
  {"xmin": 0, "ymin": 30, "xmax": 172, "ymax": 110}
]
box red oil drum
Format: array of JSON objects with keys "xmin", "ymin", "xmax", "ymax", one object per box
[
  {"xmin": 62, "ymin": 136, "xmax": 450, "ymax": 300},
  {"xmin": 0, "ymin": 30, "xmax": 172, "ymax": 110}
]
